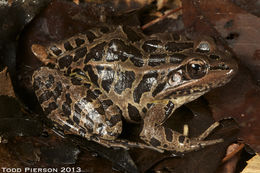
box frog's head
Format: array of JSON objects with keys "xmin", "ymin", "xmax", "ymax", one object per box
[{"xmin": 152, "ymin": 37, "xmax": 238, "ymax": 107}]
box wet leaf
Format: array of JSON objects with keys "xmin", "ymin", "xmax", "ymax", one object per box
[
  {"xmin": 69, "ymin": 136, "xmax": 138, "ymax": 173},
  {"xmin": 0, "ymin": 95, "xmax": 43, "ymax": 138},
  {"xmin": 0, "ymin": 118, "xmax": 43, "ymax": 138},
  {"xmin": 11, "ymin": 141, "xmax": 41, "ymax": 164},
  {"xmin": 41, "ymin": 142, "xmax": 80, "ymax": 165},
  {"xmin": 76, "ymin": 150, "xmax": 119, "ymax": 173}
]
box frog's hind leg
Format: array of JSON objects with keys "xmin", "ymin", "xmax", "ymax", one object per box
[
  {"xmin": 49, "ymin": 109, "xmax": 163, "ymax": 153},
  {"xmin": 91, "ymin": 138, "xmax": 164, "ymax": 152},
  {"xmin": 33, "ymin": 67, "xmax": 123, "ymax": 142},
  {"xmin": 34, "ymin": 68, "xmax": 163, "ymax": 152},
  {"xmin": 139, "ymin": 104, "xmax": 223, "ymax": 153}
]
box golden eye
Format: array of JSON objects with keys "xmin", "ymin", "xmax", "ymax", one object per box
[{"xmin": 186, "ymin": 59, "xmax": 208, "ymax": 79}]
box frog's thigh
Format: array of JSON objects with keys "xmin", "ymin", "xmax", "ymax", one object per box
[
  {"xmin": 139, "ymin": 104, "xmax": 222, "ymax": 152},
  {"xmin": 74, "ymin": 94, "xmax": 123, "ymax": 140},
  {"xmin": 33, "ymin": 67, "xmax": 122, "ymax": 140}
]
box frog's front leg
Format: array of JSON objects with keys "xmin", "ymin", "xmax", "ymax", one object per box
[
  {"xmin": 140, "ymin": 103, "xmax": 223, "ymax": 152},
  {"xmin": 32, "ymin": 67, "xmax": 123, "ymax": 141}
]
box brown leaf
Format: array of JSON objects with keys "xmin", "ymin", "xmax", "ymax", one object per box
[
  {"xmin": 217, "ymin": 143, "xmax": 243, "ymax": 173},
  {"xmin": 242, "ymin": 154, "xmax": 260, "ymax": 173},
  {"xmin": 0, "ymin": 67, "xmax": 15, "ymax": 97}
]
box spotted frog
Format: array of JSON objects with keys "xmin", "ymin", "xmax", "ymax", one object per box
[{"xmin": 31, "ymin": 25, "xmax": 237, "ymax": 152}]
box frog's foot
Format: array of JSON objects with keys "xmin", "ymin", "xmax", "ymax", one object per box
[
  {"xmin": 92, "ymin": 138, "xmax": 164, "ymax": 153},
  {"xmin": 186, "ymin": 121, "xmax": 223, "ymax": 151},
  {"xmin": 140, "ymin": 120, "xmax": 223, "ymax": 153}
]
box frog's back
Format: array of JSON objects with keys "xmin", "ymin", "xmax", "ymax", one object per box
[{"xmin": 36, "ymin": 25, "xmax": 194, "ymax": 72}]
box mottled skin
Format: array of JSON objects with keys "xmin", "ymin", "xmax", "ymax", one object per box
[{"xmin": 31, "ymin": 25, "xmax": 237, "ymax": 152}]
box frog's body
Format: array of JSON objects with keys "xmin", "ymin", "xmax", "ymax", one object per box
[{"xmin": 32, "ymin": 25, "xmax": 237, "ymax": 152}]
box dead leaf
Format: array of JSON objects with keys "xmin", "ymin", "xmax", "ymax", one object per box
[
  {"xmin": 242, "ymin": 154, "xmax": 260, "ymax": 173},
  {"xmin": 0, "ymin": 67, "xmax": 15, "ymax": 97}
]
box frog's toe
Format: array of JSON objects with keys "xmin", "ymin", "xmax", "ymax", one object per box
[
  {"xmin": 190, "ymin": 138, "xmax": 224, "ymax": 150},
  {"xmin": 197, "ymin": 121, "xmax": 221, "ymax": 140}
]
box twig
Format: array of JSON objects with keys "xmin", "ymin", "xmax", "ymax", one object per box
[{"xmin": 141, "ymin": 6, "xmax": 183, "ymax": 30}]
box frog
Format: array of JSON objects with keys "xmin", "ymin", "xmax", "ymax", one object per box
[{"xmin": 31, "ymin": 25, "xmax": 237, "ymax": 153}]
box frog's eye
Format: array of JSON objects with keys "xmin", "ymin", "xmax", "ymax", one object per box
[{"xmin": 186, "ymin": 59, "xmax": 208, "ymax": 79}]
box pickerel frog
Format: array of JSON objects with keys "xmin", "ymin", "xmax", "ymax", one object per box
[{"xmin": 31, "ymin": 25, "xmax": 237, "ymax": 152}]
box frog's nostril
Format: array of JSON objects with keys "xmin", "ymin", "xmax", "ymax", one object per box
[{"xmin": 219, "ymin": 63, "xmax": 230, "ymax": 70}]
